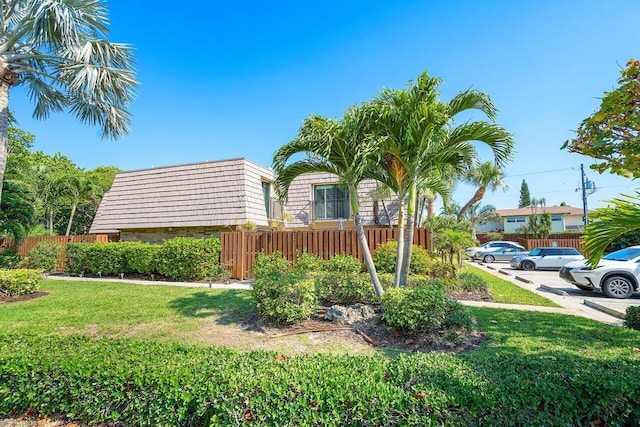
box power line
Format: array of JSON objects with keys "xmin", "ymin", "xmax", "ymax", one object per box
[{"xmin": 504, "ymin": 168, "xmax": 573, "ymax": 178}]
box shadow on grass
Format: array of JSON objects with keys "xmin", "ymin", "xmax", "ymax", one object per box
[{"xmin": 168, "ymin": 290, "xmax": 255, "ymax": 325}]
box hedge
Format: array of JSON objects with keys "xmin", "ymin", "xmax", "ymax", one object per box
[
  {"xmin": 0, "ymin": 335, "xmax": 638, "ymax": 426},
  {"xmin": 0, "ymin": 269, "xmax": 42, "ymax": 296}
]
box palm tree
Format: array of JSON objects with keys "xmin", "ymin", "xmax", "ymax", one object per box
[
  {"xmin": 582, "ymin": 192, "xmax": 640, "ymax": 266},
  {"xmin": 368, "ymin": 71, "xmax": 514, "ymax": 286},
  {"xmin": 54, "ymin": 175, "xmax": 97, "ymax": 236},
  {"xmin": 272, "ymin": 107, "xmax": 385, "ymax": 297},
  {"xmin": 457, "ymin": 161, "xmax": 507, "ymax": 220},
  {"xmin": 464, "ymin": 203, "xmax": 501, "ymax": 239},
  {"xmin": 0, "ymin": 0, "xmax": 136, "ymax": 201}
]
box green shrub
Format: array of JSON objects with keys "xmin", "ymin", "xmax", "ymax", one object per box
[
  {"xmin": 455, "ymin": 270, "xmax": 489, "ymax": 292},
  {"xmin": 372, "ymin": 241, "xmax": 432, "ymax": 275},
  {"xmin": 0, "ymin": 249, "xmax": 23, "ymax": 269},
  {"xmin": 252, "ymin": 271, "xmax": 317, "ymax": 324},
  {"xmin": 316, "ymin": 272, "xmax": 380, "ymax": 305},
  {"xmin": 24, "ymin": 242, "xmax": 63, "ymax": 273},
  {"xmin": 253, "ymin": 251, "xmax": 291, "ymax": 280},
  {"xmin": 157, "ymin": 237, "xmax": 222, "ymax": 281},
  {"xmin": 325, "ymin": 254, "xmax": 362, "ymax": 275},
  {"xmin": 294, "ymin": 251, "xmax": 326, "ymax": 272},
  {"xmin": 86, "ymin": 242, "xmax": 128, "ymax": 275},
  {"xmin": 443, "ymin": 300, "xmax": 473, "ymax": 329},
  {"xmin": 429, "ymin": 258, "xmax": 457, "ymax": 279},
  {"xmin": 123, "ymin": 242, "xmax": 161, "ymax": 275},
  {"xmin": 624, "ymin": 306, "xmax": 640, "ymax": 331},
  {"xmin": 0, "ymin": 269, "xmax": 41, "ymax": 296},
  {"xmin": 381, "ymin": 286, "xmax": 448, "ymax": 332},
  {"xmin": 64, "ymin": 243, "xmax": 90, "ymax": 275}
]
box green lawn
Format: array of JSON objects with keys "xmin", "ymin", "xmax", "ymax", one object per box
[
  {"xmin": 0, "ymin": 279, "xmax": 254, "ymax": 342},
  {"xmin": 1, "ymin": 280, "xmax": 638, "ymax": 425},
  {"xmin": 463, "ymin": 263, "xmax": 561, "ymax": 307}
]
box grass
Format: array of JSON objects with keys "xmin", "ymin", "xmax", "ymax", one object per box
[
  {"xmin": 463, "ymin": 264, "xmax": 561, "ymax": 307},
  {"xmin": 0, "ymin": 279, "xmax": 254, "ymax": 342}
]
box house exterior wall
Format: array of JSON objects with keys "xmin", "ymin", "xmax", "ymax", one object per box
[
  {"xmin": 120, "ymin": 226, "xmax": 227, "ymax": 244},
  {"xmin": 564, "ymin": 215, "xmax": 585, "ymax": 231},
  {"xmin": 500, "ymin": 214, "xmax": 583, "ymax": 233},
  {"xmin": 281, "ymin": 172, "xmax": 399, "ymax": 229}
]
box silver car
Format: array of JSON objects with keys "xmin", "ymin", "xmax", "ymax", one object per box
[
  {"xmin": 510, "ymin": 247, "xmax": 584, "ymax": 270},
  {"xmin": 475, "ymin": 246, "xmax": 529, "ymax": 263}
]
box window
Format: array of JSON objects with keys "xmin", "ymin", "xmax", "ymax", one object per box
[
  {"xmin": 314, "ymin": 184, "xmax": 349, "ymax": 220},
  {"xmin": 551, "ymin": 215, "xmax": 562, "ymax": 222},
  {"xmin": 262, "ymin": 182, "xmax": 271, "ymax": 218},
  {"xmin": 507, "ymin": 218, "xmax": 516, "ymax": 223},
  {"xmin": 515, "ymin": 217, "xmax": 526, "ymax": 223}
]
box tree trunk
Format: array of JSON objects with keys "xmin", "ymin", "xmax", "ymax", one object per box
[
  {"xmin": 393, "ymin": 203, "xmax": 405, "ymax": 288},
  {"xmin": 427, "ymin": 198, "xmax": 435, "ymax": 218},
  {"xmin": 349, "ymin": 185, "xmax": 384, "ymax": 296},
  {"xmin": 0, "ymin": 82, "xmax": 10, "ymax": 206},
  {"xmin": 48, "ymin": 210, "xmax": 54, "ymax": 235},
  {"xmin": 65, "ymin": 203, "xmax": 77, "ymax": 236},
  {"xmin": 457, "ymin": 186, "xmax": 486, "ymax": 220},
  {"xmin": 399, "ymin": 183, "xmax": 417, "ymax": 287},
  {"xmin": 381, "ymin": 199, "xmax": 393, "ymax": 228}
]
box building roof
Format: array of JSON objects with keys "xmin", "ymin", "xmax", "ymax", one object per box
[
  {"xmin": 495, "ymin": 206, "xmax": 584, "ymax": 217},
  {"xmin": 89, "ymin": 158, "xmax": 274, "ymax": 233}
]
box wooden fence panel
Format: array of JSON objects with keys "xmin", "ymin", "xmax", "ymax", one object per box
[
  {"xmin": 0, "ymin": 235, "xmax": 115, "ymax": 272},
  {"xmin": 221, "ymin": 228, "xmax": 431, "ymax": 280}
]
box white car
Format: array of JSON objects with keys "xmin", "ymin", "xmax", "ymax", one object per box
[
  {"xmin": 559, "ymin": 246, "xmax": 640, "ymax": 299},
  {"xmin": 510, "ymin": 247, "xmax": 584, "ymax": 270},
  {"xmin": 465, "ymin": 241, "xmax": 524, "ymax": 259}
]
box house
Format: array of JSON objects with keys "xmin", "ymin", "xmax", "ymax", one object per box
[
  {"xmin": 89, "ymin": 158, "xmax": 399, "ymax": 242},
  {"xmin": 477, "ymin": 206, "xmax": 586, "ymax": 234}
]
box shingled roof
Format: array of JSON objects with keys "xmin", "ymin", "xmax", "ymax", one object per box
[
  {"xmin": 495, "ymin": 206, "xmax": 584, "ymax": 217},
  {"xmin": 89, "ymin": 158, "xmax": 274, "ymax": 233}
]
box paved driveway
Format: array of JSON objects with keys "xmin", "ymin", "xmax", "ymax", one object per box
[{"xmin": 471, "ymin": 260, "xmax": 640, "ymax": 322}]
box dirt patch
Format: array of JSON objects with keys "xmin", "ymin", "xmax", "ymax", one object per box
[{"xmin": 0, "ymin": 292, "xmax": 49, "ymax": 304}]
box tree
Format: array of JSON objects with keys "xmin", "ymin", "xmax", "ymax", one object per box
[
  {"xmin": 273, "ymin": 107, "xmax": 384, "ymax": 297},
  {"xmin": 433, "ymin": 228, "xmax": 476, "ymax": 268},
  {"xmin": 581, "ymin": 192, "xmax": 640, "ymax": 266},
  {"xmin": 54, "ymin": 175, "xmax": 97, "ymax": 236},
  {"xmin": 519, "ymin": 179, "xmax": 531, "ymax": 208},
  {"xmin": 463, "ymin": 203, "xmax": 501, "ymax": 239},
  {"xmin": 0, "ymin": 0, "xmax": 137, "ymax": 202},
  {"xmin": 368, "ymin": 72, "xmax": 514, "ymax": 286},
  {"xmin": 562, "ymin": 59, "xmax": 640, "ymax": 178},
  {"xmin": 457, "ymin": 161, "xmax": 507, "ymax": 220}
]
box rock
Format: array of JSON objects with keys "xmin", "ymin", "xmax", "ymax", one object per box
[{"xmin": 324, "ymin": 303, "xmax": 376, "ymax": 325}]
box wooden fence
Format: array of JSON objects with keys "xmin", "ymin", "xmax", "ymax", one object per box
[
  {"xmin": 221, "ymin": 228, "xmax": 431, "ymax": 280},
  {"xmin": 0, "ymin": 234, "xmax": 117, "ymax": 272}
]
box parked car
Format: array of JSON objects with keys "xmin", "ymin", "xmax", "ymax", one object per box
[
  {"xmin": 465, "ymin": 241, "xmax": 524, "ymax": 258},
  {"xmin": 475, "ymin": 246, "xmax": 530, "ymax": 263},
  {"xmin": 559, "ymin": 246, "xmax": 640, "ymax": 299},
  {"xmin": 510, "ymin": 247, "xmax": 584, "ymax": 270}
]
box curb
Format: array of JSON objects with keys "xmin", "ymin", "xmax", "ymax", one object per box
[
  {"xmin": 486, "ymin": 265, "xmax": 496, "ymax": 270},
  {"xmin": 515, "ymin": 276, "xmax": 534, "ymax": 284},
  {"xmin": 583, "ymin": 300, "xmax": 626, "ymax": 319},
  {"xmin": 540, "ymin": 284, "xmax": 569, "ymax": 296},
  {"xmin": 498, "ymin": 269, "xmax": 511, "ymax": 276}
]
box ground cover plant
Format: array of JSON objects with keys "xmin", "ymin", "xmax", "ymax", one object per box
[{"xmin": 0, "ymin": 308, "xmax": 638, "ymax": 426}]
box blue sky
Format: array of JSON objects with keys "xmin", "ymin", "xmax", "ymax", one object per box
[{"xmin": 10, "ymin": 0, "xmax": 640, "ymax": 211}]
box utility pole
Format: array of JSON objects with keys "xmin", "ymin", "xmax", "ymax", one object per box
[{"xmin": 581, "ymin": 163, "xmax": 588, "ymax": 226}]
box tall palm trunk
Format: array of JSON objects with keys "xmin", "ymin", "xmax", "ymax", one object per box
[
  {"xmin": 427, "ymin": 197, "xmax": 435, "ymax": 218},
  {"xmin": 0, "ymin": 82, "xmax": 10, "ymax": 202},
  {"xmin": 381, "ymin": 199, "xmax": 393, "ymax": 228},
  {"xmin": 393, "ymin": 202, "xmax": 405, "ymax": 288},
  {"xmin": 65, "ymin": 203, "xmax": 78, "ymax": 236},
  {"xmin": 457, "ymin": 186, "xmax": 486, "ymax": 220},
  {"xmin": 349, "ymin": 186, "xmax": 384, "ymax": 296},
  {"xmin": 399, "ymin": 182, "xmax": 417, "ymax": 287}
]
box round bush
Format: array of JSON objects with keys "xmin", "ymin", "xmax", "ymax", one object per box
[
  {"xmin": 253, "ymin": 251, "xmax": 291, "ymax": 280},
  {"xmin": 325, "ymin": 254, "xmax": 362, "ymax": 275},
  {"xmin": 372, "ymin": 241, "xmax": 432, "ymax": 275},
  {"xmin": 0, "ymin": 249, "xmax": 24, "ymax": 270},
  {"xmin": 455, "ymin": 270, "xmax": 489, "ymax": 292},
  {"xmin": 381, "ymin": 285, "xmax": 448, "ymax": 332},
  {"xmin": 294, "ymin": 251, "xmax": 326, "ymax": 272},
  {"xmin": 316, "ymin": 272, "xmax": 381, "ymax": 304},
  {"xmin": 625, "ymin": 306, "xmax": 640, "ymax": 331},
  {"xmin": 24, "ymin": 242, "xmax": 63, "ymax": 273},
  {"xmin": 252, "ymin": 271, "xmax": 317, "ymax": 324}
]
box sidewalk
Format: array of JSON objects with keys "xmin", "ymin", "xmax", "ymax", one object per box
[{"xmin": 465, "ymin": 261, "xmax": 625, "ymax": 326}]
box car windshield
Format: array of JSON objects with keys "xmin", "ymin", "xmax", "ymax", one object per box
[
  {"xmin": 602, "ymin": 247, "xmax": 640, "ymax": 261},
  {"xmin": 528, "ymin": 248, "xmax": 542, "ymax": 256}
]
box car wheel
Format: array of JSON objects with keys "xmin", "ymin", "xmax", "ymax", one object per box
[
  {"xmin": 575, "ymin": 284, "xmax": 593, "ymax": 291},
  {"xmin": 521, "ymin": 260, "xmax": 535, "ymax": 271},
  {"xmin": 602, "ymin": 276, "xmax": 634, "ymax": 299},
  {"xmin": 483, "ymin": 254, "xmax": 495, "ymax": 263}
]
